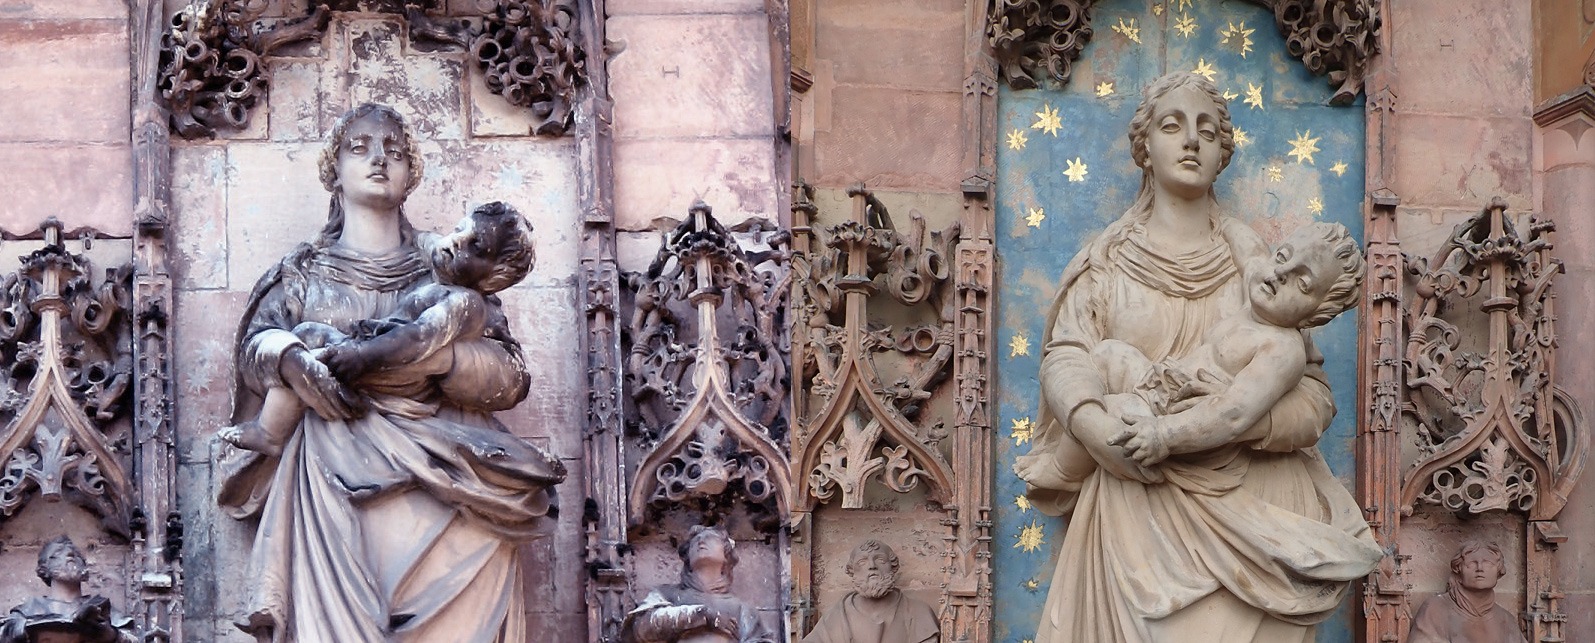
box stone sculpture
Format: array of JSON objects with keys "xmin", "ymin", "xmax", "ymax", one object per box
[
  {"xmin": 1408, "ymin": 541, "xmax": 1526, "ymax": 643},
  {"xmin": 802, "ymin": 540, "xmax": 939, "ymax": 643},
  {"xmin": 1013, "ymin": 72, "xmax": 1383, "ymax": 642},
  {"xmin": 622, "ymin": 526, "xmax": 776, "ymax": 643},
  {"xmin": 215, "ymin": 103, "xmax": 566, "ymax": 642},
  {"xmin": 0, "ymin": 536, "xmax": 138, "ymax": 643}
]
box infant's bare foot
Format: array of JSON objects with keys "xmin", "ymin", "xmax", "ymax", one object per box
[{"xmin": 219, "ymin": 422, "xmax": 282, "ymax": 457}]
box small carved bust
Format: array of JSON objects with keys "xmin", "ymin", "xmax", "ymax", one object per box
[
  {"xmin": 802, "ymin": 540, "xmax": 939, "ymax": 643},
  {"xmin": 1409, "ymin": 540, "xmax": 1526, "ymax": 643},
  {"xmin": 0, "ymin": 536, "xmax": 137, "ymax": 643},
  {"xmin": 623, "ymin": 526, "xmax": 777, "ymax": 643}
]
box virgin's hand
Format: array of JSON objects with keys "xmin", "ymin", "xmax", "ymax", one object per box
[
  {"xmin": 1072, "ymin": 405, "xmax": 1164, "ymax": 483},
  {"xmin": 280, "ymin": 346, "xmax": 365, "ymax": 421},
  {"xmin": 1109, "ymin": 416, "xmax": 1171, "ymax": 467}
]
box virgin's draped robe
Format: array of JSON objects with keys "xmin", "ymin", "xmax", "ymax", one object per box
[
  {"xmin": 1025, "ymin": 214, "xmax": 1382, "ymax": 643},
  {"xmin": 218, "ymin": 242, "xmax": 565, "ymax": 643}
]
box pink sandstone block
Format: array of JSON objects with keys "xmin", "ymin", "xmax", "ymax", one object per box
[
  {"xmin": 1391, "ymin": 113, "xmax": 1532, "ymax": 210},
  {"xmin": 612, "ymin": 137, "xmax": 779, "ymax": 231},
  {"xmin": 0, "ymin": 19, "xmax": 130, "ymax": 144},
  {"xmin": 815, "ymin": 0, "xmax": 965, "ymax": 91},
  {"xmin": 813, "ymin": 86, "xmax": 965, "ymax": 191},
  {"xmin": 0, "ymin": 144, "xmax": 132, "ymax": 236},
  {"xmin": 607, "ymin": 14, "xmax": 775, "ymax": 139},
  {"xmin": 170, "ymin": 144, "xmax": 230, "ymax": 290},
  {"xmin": 1391, "ymin": 0, "xmax": 1532, "ymax": 117}
]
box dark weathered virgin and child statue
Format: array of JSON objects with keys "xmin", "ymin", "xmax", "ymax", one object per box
[
  {"xmin": 215, "ymin": 103, "xmax": 565, "ymax": 642},
  {"xmin": 1013, "ymin": 72, "xmax": 1382, "ymax": 642}
]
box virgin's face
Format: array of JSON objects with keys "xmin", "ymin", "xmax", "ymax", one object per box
[
  {"xmin": 336, "ymin": 113, "xmax": 411, "ymax": 211},
  {"xmin": 1146, "ymin": 85, "xmax": 1224, "ymax": 199}
]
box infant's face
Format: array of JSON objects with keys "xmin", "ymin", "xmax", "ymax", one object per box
[
  {"xmin": 1248, "ymin": 230, "xmax": 1339, "ymax": 328},
  {"xmin": 431, "ymin": 214, "xmax": 499, "ymax": 288}
]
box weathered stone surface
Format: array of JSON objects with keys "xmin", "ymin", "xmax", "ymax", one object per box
[
  {"xmin": 173, "ymin": 289, "xmax": 249, "ymax": 464},
  {"xmin": 344, "ymin": 17, "xmax": 467, "ymax": 141},
  {"xmin": 0, "ymin": 20, "xmax": 129, "ymax": 144},
  {"xmin": 1391, "ymin": 114, "xmax": 1533, "ymax": 210},
  {"xmin": 608, "ymin": 0, "xmax": 765, "ymax": 16},
  {"xmin": 613, "ymin": 137, "xmax": 778, "ymax": 231},
  {"xmin": 467, "ymin": 65, "xmax": 541, "ymax": 137},
  {"xmin": 0, "ymin": 144, "xmax": 132, "ymax": 236},
  {"xmin": 812, "ymin": 86, "xmax": 964, "ymax": 190},
  {"xmin": 496, "ymin": 285, "xmax": 583, "ymax": 459},
  {"xmin": 0, "ymin": 0, "xmax": 125, "ymax": 20},
  {"xmin": 171, "ymin": 144, "xmax": 230, "ymax": 290},
  {"xmin": 814, "ymin": 0, "xmax": 964, "ymax": 90},
  {"xmin": 520, "ymin": 462, "xmax": 587, "ymax": 612},
  {"xmin": 267, "ymin": 59, "xmax": 327, "ymax": 142},
  {"xmin": 608, "ymin": 14, "xmax": 775, "ymax": 139},
  {"xmin": 223, "ymin": 141, "xmax": 329, "ymax": 288},
  {"xmin": 1391, "ymin": 0, "xmax": 1532, "ymax": 117}
]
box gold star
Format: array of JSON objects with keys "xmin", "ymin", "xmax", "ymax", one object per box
[
  {"xmin": 1330, "ymin": 160, "xmax": 1349, "ymax": 177},
  {"xmin": 1010, "ymin": 332, "xmax": 1032, "ymax": 355},
  {"xmin": 1174, "ymin": 13, "xmax": 1198, "ymax": 38},
  {"xmin": 1015, "ymin": 495, "xmax": 1032, "ymax": 512},
  {"xmin": 1095, "ymin": 81, "xmax": 1115, "ymax": 97},
  {"xmin": 1244, "ymin": 82, "xmax": 1265, "ymax": 110},
  {"xmin": 1288, "ymin": 130, "xmax": 1322, "ymax": 164},
  {"xmin": 1191, "ymin": 58, "xmax": 1217, "ymax": 82},
  {"xmin": 1006, "ymin": 128, "xmax": 1028, "ymax": 151},
  {"xmin": 1112, "ymin": 18, "xmax": 1142, "ymax": 44},
  {"xmin": 1063, "ymin": 157, "xmax": 1089, "ymax": 182},
  {"xmin": 1219, "ymin": 21, "xmax": 1256, "ymax": 57},
  {"xmin": 1308, "ymin": 197, "xmax": 1324, "ymax": 214},
  {"xmin": 1233, "ymin": 128, "xmax": 1250, "ymax": 147},
  {"xmin": 1015, "ymin": 520, "xmax": 1046, "ymax": 552},
  {"xmin": 1024, "ymin": 207, "xmax": 1045, "ymax": 228},
  {"xmin": 1011, "ymin": 417, "xmax": 1034, "ymax": 446},
  {"xmin": 1152, "ymin": 3, "xmax": 1164, "ymax": 16},
  {"xmin": 1222, "ymin": 89, "xmax": 1238, "ymax": 102},
  {"xmin": 1173, "ymin": 0, "xmax": 1193, "ymax": 10},
  {"xmin": 1266, "ymin": 165, "xmax": 1283, "ymax": 182},
  {"xmin": 1023, "ymin": 578, "xmax": 1041, "ymax": 590},
  {"xmin": 1031, "ymin": 104, "xmax": 1062, "ymax": 137}
]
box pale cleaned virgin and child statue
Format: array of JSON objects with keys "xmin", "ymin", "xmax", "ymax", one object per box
[
  {"xmin": 1014, "ymin": 72, "xmax": 1384, "ymax": 642},
  {"xmin": 215, "ymin": 103, "xmax": 566, "ymax": 642}
]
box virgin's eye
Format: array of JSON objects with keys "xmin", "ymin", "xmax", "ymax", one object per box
[
  {"xmin": 1199, "ymin": 129, "xmax": 1216, "ymax": 141},
  {"xmin": 1161, "ymin": 122, "xmax": 1179, "ymax": 133},
  {"xmin": 349, "ymin": 143, "xmax": 367, "ymax": 154},
  {"xmin": 1298, "ymin": 277, "xmax": 1312, "ymax": 292}
]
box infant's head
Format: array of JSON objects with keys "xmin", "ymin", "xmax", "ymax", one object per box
[
  {"xmin": 430, "ymin": 201, "xmax": 535, "ymax": 294},
  {"xmin": 1247, "ymin": 221, "xmax": 1364, "ymax": 329}
]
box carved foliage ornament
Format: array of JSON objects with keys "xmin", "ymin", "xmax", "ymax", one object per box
[
  {"xmin": 0, "ymin": 220, "xmax": 135, "ymax": 536},
  {"xmin": 792, "ymin": 185, "xmax": 958, "ymax": 510},
  {"xmin": 625, "ymin": 203, "xmax": 792, "ymax": 529},
  {"xmin": 157, "ymin": 0, "xmax": 586, "ymax": 138},
  {"xmin": 986, "ymin": 0, "xmax": 1380, "ymax": 103},
  {"xmin": 1400, "ymin": 198, "xmax": 1588, "ymax": 520}
]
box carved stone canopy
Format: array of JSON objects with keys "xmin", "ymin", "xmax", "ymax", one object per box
[
  {"xmin": 157, "ymin": 0, "xmax": 586, "ymax": 138},
  {"xmin": 987, "ymin": 0, "xmax": 1381, "ymax": 103},
  {"xmin": 1400, "ymin": 198, "xmax": 1588, "ymax": 521},
  {"xmin": 0, "ymin": 220, "xmax": 135, "ymax": 537}
]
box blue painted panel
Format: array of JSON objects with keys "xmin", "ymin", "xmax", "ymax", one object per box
[{"xmin": 990, "ymin": 2, "xmax": 1366, "ymax": 642}]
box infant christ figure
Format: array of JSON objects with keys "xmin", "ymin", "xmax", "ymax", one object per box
[{"xmin": 220, "ymin": 201, "xmax": 535, "ymax": 456}]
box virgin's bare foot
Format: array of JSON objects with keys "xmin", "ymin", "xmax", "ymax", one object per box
[{"xmin": 219, "ymin": 422, "xmax": 283, "ymax": 457}]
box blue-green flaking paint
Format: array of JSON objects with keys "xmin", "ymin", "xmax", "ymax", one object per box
[{"xmin": 990, "ymin": 2, "xmax": 1365, "ymax": 641}]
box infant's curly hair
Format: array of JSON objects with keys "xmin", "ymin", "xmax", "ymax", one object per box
[
  {"xmin": 464, "ymin": 201, "xmax": 536, "ymax": 294},
  {"xmin": 1296, "ymin": 221, "xmax": 1365, "ymax": 329}
]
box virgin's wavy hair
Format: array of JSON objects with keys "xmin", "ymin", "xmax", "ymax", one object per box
[{"xmin": 1125, "ymin": 72, "xmax": 1236, "ymax": 216}]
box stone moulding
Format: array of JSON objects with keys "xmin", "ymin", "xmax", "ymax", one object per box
[
  {"xmin": 624, "ymin": 203, "xmax": 792, "ymax": 530},
  {"xmin": 157, "ymin": 0, "xmax": 586, "ymax": 139},
  {"xmin": 0, "ymin": 220, "xmax": 135, "ymax": 538},
  {"xmin": 986, "ymin": 0, "xmax": 1380, "ymax": 103}
]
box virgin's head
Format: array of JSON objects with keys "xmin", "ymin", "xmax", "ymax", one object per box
[
  {"xmin": 314, "ymin": 104, "xmax": 425, "ymax": 242},
  {"xmin": 1127, "ymin": 73, "xmax": 1235, "ymax": 206}
]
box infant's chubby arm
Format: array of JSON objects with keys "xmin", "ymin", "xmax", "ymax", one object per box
[{"xmin": 1155, "ymin": 320, "xmax": 1308, "ymax": 457}]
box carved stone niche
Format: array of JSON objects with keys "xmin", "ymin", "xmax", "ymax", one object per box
[
  {"xmin": 1399, "ymin": 198, "xmax": 1589, "ymax": 643},
  {"xmin": 790, "ymin": 184, "xmax": 990, "ymax": 641},
  {"xmin": 157, "ymin": 0, "xmax": 586, "ymax": 138},
  {"xmin": 618, "ymin": 201, "xmax": 793, "ymax": 639},
  {"xmin": 987, "ymin": 0, "xmax": 1381, "ymax": 103},
  {"xmin": 0, "ymin": 220, "xmax": 135, "ymax": 539}
]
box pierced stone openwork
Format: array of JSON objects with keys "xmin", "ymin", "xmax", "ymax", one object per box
[
  {"xmin": 0, "ymin": 220, "xmax": 135, "ymax": 537},
  {"xmin": 624, "ymin": 202, "xmax": 792, "ymax": 530}
]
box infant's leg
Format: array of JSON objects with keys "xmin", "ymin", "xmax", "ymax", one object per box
[
  {"xmin": 218, "ymin": 386, "xmax": 305, "ymax": 457},
  {"xmin": 1091, "ymin": 339, "xmax": 1155, "ymax": 394}
]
